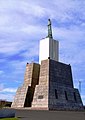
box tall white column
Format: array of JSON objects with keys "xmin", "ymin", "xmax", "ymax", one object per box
[{"xmin": 39, "ymin": 37, "xmax": 59, "ymax": 64}]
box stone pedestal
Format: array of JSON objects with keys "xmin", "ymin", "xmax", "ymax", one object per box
[{"xmin": 12, "ymin": 59, "xmax": 84, "ymax": 110}]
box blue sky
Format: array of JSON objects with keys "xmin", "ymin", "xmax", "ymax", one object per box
[{"xmin": 0, "ymin": 0, "xmax": 85, "ymax": 105}]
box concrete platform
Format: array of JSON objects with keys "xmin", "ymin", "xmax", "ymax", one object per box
[{"xmin": 15, "ymin": 109, "xmax": 85, "ymax": 120}]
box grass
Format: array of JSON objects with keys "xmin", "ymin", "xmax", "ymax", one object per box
[{"xmin": 0, "ymin": 118, "xmax": 19, "ymax": 120}]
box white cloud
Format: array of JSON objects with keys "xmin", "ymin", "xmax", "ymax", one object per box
[
  {"xmin": 82, "ymin": 95, "xmax": 85, "ymax": 99},
  {"xmin": 81, "ymin": 95, "xmax": 85, "ymax": 105},
  {"xmin": 0, "ymin": 83, "xmax": 4, "ymax": 91},
  {"xmin": 0, "ymin": 0, "xmax": 85, "ymax": 57},
  {"xmin": 0, "ymin": 93, "xmax": 14, "ymax": 101},
  {"xmin": 0, "ymin": 88, "xmax": 17, "ymax": 93},
  {"xmin": 3, "ymin": 88, "xmax": 17, "ymax": 93},
  {"xmin": 0, "ymin": 70, "xmax": 4, "ymax": 75}
]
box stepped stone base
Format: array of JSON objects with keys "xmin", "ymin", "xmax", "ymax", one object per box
[{"xmin": 12, "ymin": 59, "xmax": 84, "ymax": 110}]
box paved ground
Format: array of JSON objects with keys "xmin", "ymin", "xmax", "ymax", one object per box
[
  {"xmin": 15, "ymin": 109, "xmax": 85, "ymax": 120},
  {"xmin": 0, "ymin": 108, "xmax": 15, "ymax": 118}
]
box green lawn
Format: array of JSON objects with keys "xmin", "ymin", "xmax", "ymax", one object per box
[{"xmin": 0, "ymin": 118, "xmax": 19, "ymax": 120}]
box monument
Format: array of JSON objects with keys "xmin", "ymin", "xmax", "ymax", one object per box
[
  {"xmin": 11, "ymin": 19, "xmax": 84, "ymax": 110},
  {"xmin": 39, "ymin": 19, "xmax": 59, "ymax": 64}
]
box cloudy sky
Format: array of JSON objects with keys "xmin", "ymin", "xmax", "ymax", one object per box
[{"xmin": 0, "ymin": 0, "xmax": 85, "ymax": 105}]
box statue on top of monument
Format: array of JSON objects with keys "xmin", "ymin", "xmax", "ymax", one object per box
[{"xmin": 47, "ymin": 19, "xmax": 53, "ymax": 38}]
